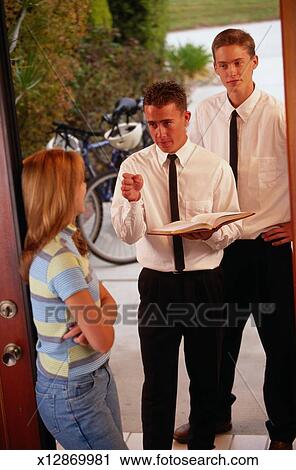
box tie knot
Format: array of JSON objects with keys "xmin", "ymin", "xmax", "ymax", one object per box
[
  {"xmin": 231, "ymin": 110, "xmax": 238, "ymax": 119},
  {"xmin": 167, "ymin": 153, "xmax": 178, "ymax": 162}
]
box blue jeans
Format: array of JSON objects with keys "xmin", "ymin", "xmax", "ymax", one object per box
[{"xmin": 36, "ymin": 363, "xmax": 128, "ymax": 450}]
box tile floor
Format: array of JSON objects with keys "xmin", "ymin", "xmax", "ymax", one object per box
[
  {"xmin": 124, "ymin": 432, "xmax": 296, "ymax": 450},
  {"xmin": 57, "ymin": 435, "xmax": 296, "ymax": 450},
  {"xmin": 91, "ymin": 259, "xmax": 295, "ymax": 450}
]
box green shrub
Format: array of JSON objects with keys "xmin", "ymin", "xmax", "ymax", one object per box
[
  {"xmin": 4, "ymin": 0, "xmax": 184, "ymax": 156},
  {"xmin": 166, "ymin": 43, "xmax": 211, "ymax": 78},
  {"xmin": 90, "ymin": 0, "xmax": 112, "ymax": 29},
  {"xmin": 108, "ymin": 0, "xmax": 168, "ymax": 58},
  {"xmin": 5, "ymin": 0, "xmax": 90, "ymax": 156},
  {"xmin": 69, "ymin": 27, "xmax": 184, "ymax": 130}
]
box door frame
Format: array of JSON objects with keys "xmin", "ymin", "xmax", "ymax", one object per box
[
  {"xmin": 0, "ymin": 3, "xmax": 54, "ymax": 449},
  {"xmin": 280, "ymin": 0, "xmax": 296, "ymax": 314}
]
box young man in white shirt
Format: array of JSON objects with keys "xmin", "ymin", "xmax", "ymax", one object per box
[
  {"xmin": 111, "ymin": 80, "xmax": 241, "ymax": 450},
  {"xmin": 174, "ymin": 28, "xmax": 296, "ymax": 450}
]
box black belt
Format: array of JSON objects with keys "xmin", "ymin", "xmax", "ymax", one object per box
[{"xmin": 143, "ymin": 266, "xmax": 222, "ymax": 276}]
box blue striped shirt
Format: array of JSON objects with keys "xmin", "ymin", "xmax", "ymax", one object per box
[{"xmin": 29, "ymin": 224, "xmax": 110, "ymax": 378}]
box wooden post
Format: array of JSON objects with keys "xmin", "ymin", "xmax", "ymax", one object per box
[{"xmin": 280, "ymin": 0, "xmax": 296, "ymax": 315}]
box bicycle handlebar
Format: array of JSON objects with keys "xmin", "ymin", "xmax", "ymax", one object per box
[{"xmin": 52, "ymin": 121, "xmax": 104, "ymax": 139}]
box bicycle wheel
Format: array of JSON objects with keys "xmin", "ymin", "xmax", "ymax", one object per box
[
  {"xmin": 82, "ymin": 171, "xmax": 137, "ymax": 265},
  {"xmin": 77, "ymin": 188, "xmax": 102, "ymax": 243}
]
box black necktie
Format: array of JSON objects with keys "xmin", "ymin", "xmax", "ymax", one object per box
[
  {"xmin": 167, "ymin": 154, "xmax": 185, "ymax": 272},
  {"xmin": 229, "ymin": 110, "xmax": 238, "ymax": 184}
]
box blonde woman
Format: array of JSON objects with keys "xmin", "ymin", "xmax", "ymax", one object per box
[{"xmin": 20, "ymin": 148, "xmax": 127, "ymax": 450}]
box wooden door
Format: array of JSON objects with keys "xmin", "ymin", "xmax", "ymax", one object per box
[{"xmin": 0, "ymin": 4, "xmax": 54, "ymax": 449}]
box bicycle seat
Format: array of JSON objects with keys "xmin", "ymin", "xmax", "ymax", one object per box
[{"xmin": 113, "ymin": 97, "xmax": 139, "ymax": 118}]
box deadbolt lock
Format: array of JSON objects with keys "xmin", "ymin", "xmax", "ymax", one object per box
[{"xmin": 0, "ymin": 300, "xmax": 18, "ymax": 319}]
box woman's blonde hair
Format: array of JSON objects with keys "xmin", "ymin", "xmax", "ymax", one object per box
[{"xmin": 20, "ymin": 148, "xmax": 87, "ymax": 281}]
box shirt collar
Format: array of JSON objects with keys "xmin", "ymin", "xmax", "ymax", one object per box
[
  {"xmin": 156, "ymin": 138, "xmax": 195, "ymax": 167},
  {"xmin": 224, "ymin": 84, "xmax": 261, "ymax": 123},
  {"xmin": 61, "ymin": 223, "xmax": 77, "ymax": 239}
]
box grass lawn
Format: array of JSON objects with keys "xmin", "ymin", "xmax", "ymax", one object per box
[{"xmin": 168, "ymin": 0, "xmax": 279, "ymax": 31}]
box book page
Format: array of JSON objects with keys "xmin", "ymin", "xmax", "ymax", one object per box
[
  {"xmin": 148, "ymin": 211, "xmax": 254, "ymax": 235},
  {"xmin": 151, "ymin": 219, "xmax": 199, "ymax": 233},
  {"xmin": 190, "ymin": 211, "xmax": 242, "ymax": 225}
]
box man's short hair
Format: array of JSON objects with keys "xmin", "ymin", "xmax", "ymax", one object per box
[
  {"xmin": 212, "ymin": 29, "xmax": 256, "ymax": 61},
  {"xmin": 143, "ymin": 80, "xmax": 187, "ymax": 111}
]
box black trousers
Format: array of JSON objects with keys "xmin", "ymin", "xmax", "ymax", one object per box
[
  {"xmin": 138, "ymin": 266, "xmax": 224, "ymax": 450},
  {"xmin": 220, "ymin": 237, "xmax": 296, "ymax": 442}
]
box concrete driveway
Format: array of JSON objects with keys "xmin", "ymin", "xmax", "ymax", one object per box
[{"xmin": 92, "ymin": 255, "xmax": 266, "ymax": 435}]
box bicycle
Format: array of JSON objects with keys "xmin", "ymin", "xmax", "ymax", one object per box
[{"xmin": 47, "ymin": 97, "xmax": 152, "ymax": 265}]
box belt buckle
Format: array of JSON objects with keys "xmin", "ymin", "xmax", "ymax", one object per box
[{"xmin": 172, "ymin": 270, "xmax": 183, "ymax": 275}]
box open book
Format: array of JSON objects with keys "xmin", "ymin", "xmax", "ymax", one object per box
[{"xmin": 148, "ymin": 211, "xmax": 254, "ymax": 235}]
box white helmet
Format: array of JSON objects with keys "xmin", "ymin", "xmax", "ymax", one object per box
[
  {"xmin": 104, "ymin": 122, "xmax": 142, "ymax": 151},
  {"xmin": 46, "ymin": 133, "xmax": 81, "ymax": 153}
]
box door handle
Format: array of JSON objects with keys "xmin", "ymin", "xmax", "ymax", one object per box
[{"xmin": 2, "ymin": 343, "xmax": 22, "ymax": 367}]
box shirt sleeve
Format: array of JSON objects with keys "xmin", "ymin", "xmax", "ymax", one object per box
[
  {"xmin": 204, "ymin": 160, "xmax": 242, "ymax": 251},
  {"xmin": 47, "ymin": 250, "xmax": 88, "ymax": 301},
  {"xmin": 111, "ymin": 162, "xmax": 147, "ymax": 244}
]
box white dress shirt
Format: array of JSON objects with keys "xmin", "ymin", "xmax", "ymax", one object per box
[
  {"xmin": 189, "ymin": 86, "xmax": 290, "ymax": 239},
  {"xmin": 111, "ymin": 138, "xmax": 241, "ymax": 272}
]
